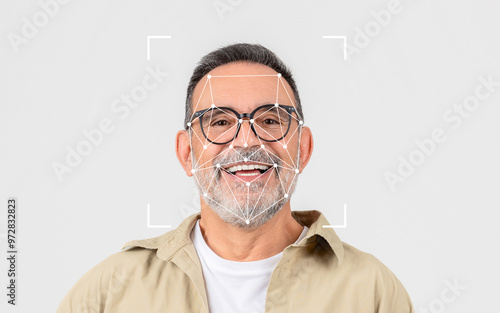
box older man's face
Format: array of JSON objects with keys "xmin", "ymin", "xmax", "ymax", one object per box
[{"xmin": 187, "ymin": 62, "xmax": 303, "ymax": 229}]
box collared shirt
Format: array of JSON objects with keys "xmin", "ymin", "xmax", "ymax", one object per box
[
  {"xmin": 191, "ymin": 219, "xmax": 309, "ymax": 313},
  {"xmin": 56, "ymin": 210, "xmax": 415, "ymax": 313}
]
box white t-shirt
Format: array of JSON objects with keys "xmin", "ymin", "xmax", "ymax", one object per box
[{"xmin": 191, "ymin": 220, "xmax": 309, "ymax": 313}]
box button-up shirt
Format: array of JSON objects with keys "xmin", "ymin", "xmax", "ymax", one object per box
[{"xmin": 56, "ymin": 210, "xmax": 415, "ymax": 313}]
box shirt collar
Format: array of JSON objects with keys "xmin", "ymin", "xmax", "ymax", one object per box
[
  {"xmin": 121, "ymin": 210, "xmax": 344, "ymax": 265},
  {"xmin": 291, "ymin": 210, "xmax": 344, "ymax": 264}
]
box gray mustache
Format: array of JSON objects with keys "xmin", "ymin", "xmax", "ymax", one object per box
[{"xmin": 214, "ymin": 146, "xmax": 282, "ymax": 168}]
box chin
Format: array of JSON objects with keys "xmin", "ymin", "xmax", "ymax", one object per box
[{"xmin": 210, "ymin": 199, "xmax": 286, "ymax": 230}]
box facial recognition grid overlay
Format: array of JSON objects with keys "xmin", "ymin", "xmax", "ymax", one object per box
[{"xmin": 188, "ymin": 73, "xmax": 304, "ymax": 228}]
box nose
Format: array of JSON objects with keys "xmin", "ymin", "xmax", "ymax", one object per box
[{"xmin": 231, "ymin": 118, "xmax": 260, "ymax": 148}]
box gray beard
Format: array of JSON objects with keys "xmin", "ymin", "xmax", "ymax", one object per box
[{"xmin": 193, "ymin": 146, "xmax": 299, "ymax": 229}]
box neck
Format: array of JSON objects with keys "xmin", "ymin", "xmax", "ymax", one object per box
[{"xmin": 198, "ymin": 200, "xmax": 304, "ymax": 261}]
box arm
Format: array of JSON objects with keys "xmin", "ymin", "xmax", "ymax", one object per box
[{"xmin": 374, "ymin": 258, "xmax": 415, "ymax": 313}]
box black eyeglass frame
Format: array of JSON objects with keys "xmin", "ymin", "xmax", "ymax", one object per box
[{"xmin": 189, "ymin": 104, "xmax": 297, "ymax": 145}]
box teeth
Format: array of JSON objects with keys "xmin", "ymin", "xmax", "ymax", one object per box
[
  {"xmin": 238, "ymin": 172, "xmax": 260, "ymax": 176},
  {"xmin": 225, "ymin": 164, "xmax": 270, "ymax": 173}
]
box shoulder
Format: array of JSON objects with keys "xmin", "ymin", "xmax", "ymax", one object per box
[
  {"xmin": 57, "ymin": 214, "xmax": 200, "ymax": 312},
  {"xmin": 92, "ymin": 246, "xmax": 159, "ymax": 276},
  {"xmin": 59, "ymin": 248, "xmax": 155, "ymax": 289},
  {"xmin": 121, "ymin": 230, "xmax": 173, "ymax": 251},
  {"xmin": 61, "ymin": 229, "xmax": 178, "ymax": 291},
  {"xmin": 88, "ymin": 230, "xmax": 174, "ymax": 276},
  {"xmin": 341, "ymin": 241, "xmax": 400, "ymax": 281},
  {"xmin": 341, "ymin": 242, "xmax": 387, "ymax": 269},
  {"xmin": 56, "ymin": 234, "xmax": 170, "ymax": 313}
]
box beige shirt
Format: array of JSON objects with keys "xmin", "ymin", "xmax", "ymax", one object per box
[{"xmin": 56, "ymin": 210, "xmax": 415, "ymax": 313}]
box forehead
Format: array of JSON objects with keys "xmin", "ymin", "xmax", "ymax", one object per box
[{"xmin": 191, "ymin": 62, "xmax": 296, "ymax": 113}]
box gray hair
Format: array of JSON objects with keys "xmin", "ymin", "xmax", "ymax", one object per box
[{"xmin": 184, "ymin": 43, "xmax": 303, "ymax": 128}]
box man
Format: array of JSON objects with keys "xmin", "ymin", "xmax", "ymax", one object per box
[{"xmin": 56, "ymin": 43, "xmax": 414, "ymax": 313}]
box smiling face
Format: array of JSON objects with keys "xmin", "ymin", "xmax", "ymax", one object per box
[{"xmin": 177, "ymin": 61, "xmax": 312, "ymax": 229}]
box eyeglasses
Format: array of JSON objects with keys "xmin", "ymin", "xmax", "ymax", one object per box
[{"xmin": 189, "ymin": 104, "xmax": 298, "ymax": 145}]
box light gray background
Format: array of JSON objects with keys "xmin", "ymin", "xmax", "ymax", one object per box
[{"xmin": 1, "ymin": 0, "xmax": 499, "ymax": 312}]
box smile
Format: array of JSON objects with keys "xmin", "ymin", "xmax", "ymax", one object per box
[
  {"xmin": 226, "ymin": 163, "xmax": 270, "ymax": 176},
  {"xmin": 220, "ymin": 162, "xmax": 274, "ymax": 182}
]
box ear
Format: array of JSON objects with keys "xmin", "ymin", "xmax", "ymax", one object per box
[
  {"xmin": 298, "ymin": 126, "xmax": 313, "ymax": 173},
  {"xmin": 176, "ymin": 130, "xmax": 193, "ymax": 177}
]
